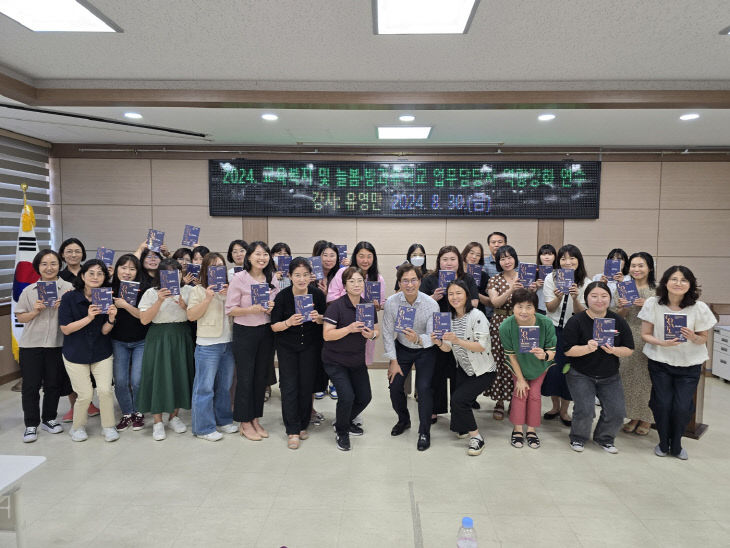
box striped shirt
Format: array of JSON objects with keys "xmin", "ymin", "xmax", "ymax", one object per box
[{"xmin": 451, "ymin": 314, "xmax": 475, "ymax": 375}]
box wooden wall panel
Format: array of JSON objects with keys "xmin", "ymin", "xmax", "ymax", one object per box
[
  {"xmin": 267, "ymin": 218, "xmax": 357, "ymax": 256},
  {"xmin": 61, "ymin": 205, "xmax": 152, "ymax": 251},
  {"xmin": 152, "ymin": 205, "xmax": 243, "ymax": 254},
  {"xmin": 60, "ymin": 159, "xmax": 151, "ymax": 205},
  {"xmin": 660, "ymin": 163, "xmax": 730, "ymax": 210},
  {"xmin": 151, "ymin": 160, "xmax": 208, "ymax": 206},
  {"xmin": 600, "ymin": 162, "xmax": 661, "ymax": 209},
  {"xmin": 657, "ymin": 210, "xmax": 730, "ymax": 257},
  {"xmin": 564, "ymin": 210, "xmax": 659, "ymax": 256}
]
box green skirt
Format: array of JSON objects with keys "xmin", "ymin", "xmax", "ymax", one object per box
[{"xmin": 136, "ymin": 322, "xmax": 194, "ymax": 414}]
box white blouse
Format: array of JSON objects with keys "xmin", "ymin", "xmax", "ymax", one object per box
[
  {"xmin": 542, "ymin": 272, "xmax": 592, "ymax": 328},
  {"xmin": 138, "ymin": 285, "xmax": 192, "ymax": 324}
]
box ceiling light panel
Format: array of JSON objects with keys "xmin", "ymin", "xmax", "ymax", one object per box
[
  {"xmin": 0, "ymin": 0, "xmax": 119, "ymax": 32},
  {"xmin": 374, "ymin": 0, "xmax": 478, "ymax": 34},
  {"xmin": 377, "ymin": 126, "xmax": 432, "ymax": 139}
]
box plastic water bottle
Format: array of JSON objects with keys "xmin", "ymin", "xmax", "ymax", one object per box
[{"xmin": 457, "ymin": 516, "xmax": 477, "ymax": 547}]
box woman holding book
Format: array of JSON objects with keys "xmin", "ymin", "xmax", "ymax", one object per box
[
  {"xmin": 172, "ymin": 247, "xmax": 197, "ymax": 286},
  {"xmin": 58, "ymin": 259, "xmax": 118, "ymax": 442},
  {"xmin": 638, "ymin": 266, "xmax": 716, "ymax": 460},
  {"xmin": 58, "ymin": 237, "xmax": 86, "ymax": 283},
  {"xmin": 536, "ymin": 244, "xmax": 558, "ymax": 314},
  {"xmin": 431, "ymin": 280, "xmax": 495, "ymax": 456},
  {"xmin": 226, "ymin": 239, "xmax": 248, "ymax": 281},
  {"xmin": 499, "ymin": 289, "xmax": 556, "ymax": 449},
  {"xmin": 110, "ymin": 254, "xmax": 148, "ymax": 432},
  {"xmin": 138, "ymin": 247, "xmax": 162, "ymax": 292},
  {"xmin": 271, "ymin": 242, "xmax": 293, "ymax": 291},
  {"xmin": 186, "ymin": 252, "xmax": 238, "ymax": 441},
  {"xmin": 136, "ymin": 259, "xmax": 195, "ymax": 441},
  {"xmin": 271, "ymin": 257, "xmax": 327, "ymax": 449},
  {"xmin": 225, "ymin": 241, "xmax": 278, "ymax": 441},
  {"xmin": 615, "ymin": 251, "xmax": 656, "ymax": 435},
  {"xmin": 541, "ymin": 244, "xmax": 592, "ymax": 425},
  {"xmin": 461, "ymin": 242, "xmax": 490, "ymax": 314},
  {"xmin": 592, "ymin": 248, "xmax": 630, "ymax": 307},
  {"xmin": 312, "ymin": 241, "xmax": 342, "ymax": 402},
  {"xmin": 15, "ymin": 250, "xmax": 74, "ymax": 443}
]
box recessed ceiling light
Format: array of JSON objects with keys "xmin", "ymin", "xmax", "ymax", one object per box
[
  {"xmin": 399, "ymin": 114, "xmax": 416, "ymax": 122},
  {"xmin": 123, "ymin": 112, "xmax": 143, "ymax": 120},
  {"xmin": 0, "ymin": 0, "xmax": 120, "ymax": 32},
  {"xmin": 261, "ymin": 113, "xmax": 279, "ymax": 121},
  {"xmin": 377, "ymin": 126, "xmax": 432, "ymax": 139},
  {"xmin": 538, "ymin": 114, "xmax": 556, "ymax": 121},
  {"xmin": 374, "ymin": 0, "xmax": 478, "ymax": 34},
  {"xmin": 679, "ymin": 113, "xmax": 700, "ymax": 121}
]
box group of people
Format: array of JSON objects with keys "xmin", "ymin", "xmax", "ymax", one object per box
[{"xmin": 15, "ymin": 231, "xmax": 716, "ymax": 460}]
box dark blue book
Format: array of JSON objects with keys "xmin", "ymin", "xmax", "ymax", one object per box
[
  {"xmin": 593, "ymin": 317, "xmax": 616, "ymax": 346},
  {"xmin": 432, "ymin": 312, "xmax": 451, "ymax": 338},
  {"xmin": 394, "ymin": 305, "xmax": 416, "ymax": 334},
  {"xmin": 518, "ymin": 262, "xmax": 537, "ymax": 285},
  {"xmin": 119, "ymin": 280, "xmax": 140, "ymax": 306},
  {"xmin": 308, "ymin": 256, "xmax": 325, "ymax": 280},
  {"xmin": 251, "ymin": 283, "xmax": 270, "ymax": 309},
  {"xmin": 465, "ymin": 263, "xmax": 482, "ymax": 286},
  {"xmin": 294, "ymin": 294, "xmax": 314, "ymax": 322},
  {"xmin": 91, "ymin": 287, "xmax": 113, "ymax": 313},
  {"xmin": 554, "ymin": 268, "xmax": 575, "ymax": 293},
  {"xmin": 664, "ymin": 313, "xmax": 687, "ymax": 342},
  {"xmin": 356, "ymin": 303, "xmax": 375, "ymax": 330},
  {"xmin": 159, "ymin": 270, "xmax": 180, "ymax": 296},
  {"xmin": 95, "ymin": 247, "xmax": 115, "ymax": 268},
  {"xmin": 538, "ymin": 265, "xmax": 554, "ymax": 280},
  {"xmin": 233, "ymin": 266, "xmax": 244, "ymax": 274},
  {"xmin": 616, "ymin": 279, "xmax": 640, "ymax": 307},
  {"xmin": 364, "ymin": 281, "xmax": 381, "ymax": 303},
  {"xmin": 519, "ymin": 326, "xmax": 540, "ymax": 353},
  {"xmin": 186, "ymin": 263, "xmax": 201, "ymax": 278},
  {"xmin": 438, "ymin": 270, "xmax": 456, "ymax": 289},
  {"xmin": 147, "ymin": 229, "xmax": 165, "ymax": 253},
  {"xmin": 208, "ymin": 265, "xmax": 227, "ymax": 292},
  {"xmin": 604, "ymin": 259, "xmax": 622, "ymax": 278},
  {"xmin": 337, "ymin": 245, "xmax": 348, "ymax": 267},
  {"xmin": 181, "ymin": 224, "xmax": 201, "ymax": 247},
  {"xmin": 36, "ymin": 281, "xmax": 58, "ymax": 307},
  {"xmin": 275, "ymin": 255, "xmax": 292, "ymax": 274}
]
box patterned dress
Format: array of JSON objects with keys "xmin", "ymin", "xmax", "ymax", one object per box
[
  {"xmin": 485, "ymin": 273, "xmax": 515, "ymax": 401},
  {"xmin": 619, "ymin": 285, "xmax": 655, "ymax": 422}
]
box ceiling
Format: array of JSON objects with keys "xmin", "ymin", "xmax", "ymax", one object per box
[{"xmin": 1, "ymin": 0, "xmax": 729, "ymax": 147}]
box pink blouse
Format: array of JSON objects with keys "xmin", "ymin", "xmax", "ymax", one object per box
[{"xmin": 224, "ymin": 270, "xmax": 280, "ymax": 326}]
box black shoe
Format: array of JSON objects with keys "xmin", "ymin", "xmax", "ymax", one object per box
[
  {"xmin": 391, "ymin": 421, "xmax": 411, "ymax": 436},
  {"xmin": 417, "ymin": 433, "xmax": 430, "ymax": 451},
  {"xmin": 543, "ymin": 410, "xmax": 559, "ymax": 420},
  {"xmin": 431, "ymin": 416, "xmax": 438, "ymax": 424},
  {"xmin": 471, "ymin": 400, "xmax": 481, "ymax": 410},
  {"xmin": 349, "ymin": 422, "xmax": 364, "ymax": 436},
  {"xmin": 561, "ymin": 416, "xmax": 572, "ymax": 427},
  {"xmin": 336, "ymin": 432, "xmax": 350, "ymax": 451}
]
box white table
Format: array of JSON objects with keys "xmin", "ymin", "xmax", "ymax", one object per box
[{"xmin": 0, "ymin": 456, "xmax": 46, "ymax": 548}]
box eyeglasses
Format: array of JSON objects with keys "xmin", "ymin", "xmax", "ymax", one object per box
[
  {"xmin": 400, "ymin": 278, "xmax": 419, "ymax": 286},
  {"xmin": 668, "ymin": 278, "xmax": 690, "ymax": 285},
  {"xmin": 65, "ymin": 250, "xmax": 83, "ymax": 255}
]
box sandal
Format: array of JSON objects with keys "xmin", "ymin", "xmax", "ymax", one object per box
[
  {"xmin": 510, "ymin": 430, "xmax": 524, "ymax": 448},
  {"xmin": 493, "ymin": 406, "xmax": 505, "ymax": 421},
  {"xmin": 622, "ymin": 420, "xmax": 639, "ymax": 434},
  {"xmin": 287, "ymin": 435, "xmax": 300, "ymax": 450},
  {"xmin": 526, "ymin": 432, "xmax": 541, "ymax": 449},
  {"xmin": 635, "ymin": 421, "xmax": 651, "ymax": 436}
]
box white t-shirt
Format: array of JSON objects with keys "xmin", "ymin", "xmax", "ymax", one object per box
[
  {"xmin": 638, "ymin": 296, "xmax": 716, "ymax": 367},
  {"xmin": 138, "ymin": 285, "xmax": 191, "ymax": 324},
  {"xmin": 542, "ymin": 272, "xmax": 592, "ymax": 328}
]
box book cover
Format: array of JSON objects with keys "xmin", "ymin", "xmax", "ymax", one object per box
[
  {"xmin": 36, "ymin": 281, "xmax": 58, "ymax": 307},
  {"xmin": 146, "ymin": 229, "xmax": 165, "ymax": 253},
  {"xmin": 356, "ymin": 303, "xmax": 375, "ymax": 330},
  {"xmin": 119, "ymin": 280, "xmax": 140, "ymax": 306},
  {"xmin": 294, "ymin": 294, "xmax": 314, "ymax": 322},
  {"xmin": 233, "ymin": 266, "xmax": 244, "ymax": 274},
  {"xmin": 604, "ymin": 259, "xmax": 622, "ymax": 278},
  {"xmin": 394, "ymin": 305, "xmax": 416, "ymax": 334},
  {"xmin": 438, "ymin": 269, "xmax": 456, "ymax": 289},
  {"xmin": 616, "ymin": 279, "xmax": 640, "ymax": 307},
  {"xmin": 275, "ymin": 255, "xmax": 292, "ymax": 274},
  {"xmin": 308, "ymin": 256, "xmax": 325, "ymax": 280},
  {"xmin": 181, "ymin": 224, "xmax": 201, "ymax": 247},
  {"xmin": 186, "ymin": 263, "xmax": 201, "ymax": 278},
  {"xmin": 593, "ymin": 317, "xmax": 616, "ymax": 346},
  {"xmin": 91, "ymin": 287, "xmax": 113, "ymax": 313},
  {"xmin": 519, "ymin": 326, "xmax": 540, "ymax": 353},
  {"xmin": 208, "ymin": 265, "xmax": 228, "ymax": 292},
  {"xmin": 432, "ymin": 312, "xmax": 452, "ymax": 338},
  {"xmin": 554, "ymin": 268, "xmax": 575, "ymax": 293},
  {"xmin": 251, "ymin": 283, "xmax": 270, "ymax": 309},
  {"xmin": 664, "ymin": 313, "xmax": 688, "ymax": 342},
  {"xmin": 337, "ymin": 244, "xmax": 348, "ymax": 267},
  {"xmin": 465, "ymin": 263, "xmax": 482, "ymax": 286},
  {"xmin": 518, "ymin": 262, "xmax": 538, "ymax": 285},
  {"xmin": 538, "ymin": 265, "xmax": 554, "ymax": 280},
  {"xmin": 95, "ymin": 247, "xmax": 115, "ymax": 268},
  {"xmin": 159, "ymin": 270, "xmax": 180, "ymax": 296},
  {"xmin": 364, "ymin": 281, "xmax": 381, "ymax": 303}
]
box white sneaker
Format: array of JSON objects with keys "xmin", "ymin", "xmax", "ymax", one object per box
[
  {"xmin": 168, "ymin": 416, "xmax": 187, "ymax": 434},
  {"xmin": 218, "ymin": 423, "xmax": 238, "ymax": 434},
  {"xmin": 23, "ymin": 426, "xmax": 38, "ymax": 443},
  {"xmin": 41, "ymin": 420, "xmax": 63, "ymax": 434},
  {"xmin": 103, "ymin": 427, "xmax": 120, "ymax": 442},
  {"xmin": 197, "ymin": 431, "xmax": 223, "ymax": 442},
  {"xmin": 594, "ymin": 440, "xmax": 619, "ymax": 454},
  {"xmin": 152, "ymin": 422, "xmax": 166, "ymax": 441},
  {"xmin": 70, "ymin": 427, "xmax": 88, "ymax": 442}
]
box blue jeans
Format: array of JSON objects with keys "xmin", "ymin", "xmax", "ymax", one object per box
[
  {"xmin": 566, "ymin": 368, "xmax": 625, "ymax": 445},
  {"xmin": 112, "ymin": 339, "xmax": 145, "ymax": 415},
  {"xmin": 192, "ymin": 342, "xmax": 235, "ymax": 435}
]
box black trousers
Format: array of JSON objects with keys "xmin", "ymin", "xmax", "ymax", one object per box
[
  {"xmin": 389, "ymin": 342, "xmax": 436, "ymax": 434},
  {"xmin": 277, "ymin": 344, "xmax": 319, "ymax": 435},
  {"xmin": 232, "ymin": 324, "xmax": 274, "ymax": 422},
  {"xmin": 432, "ymin": 349, "xmax": 457, "ymax": 415},
  {"xmin": 323, "ymin": 362, "xmax": 372, "ymax": 435},
  {"xmin": 20, "ymin": 347, "xmax": 71, "ymax": 427},
  {"xmin": 648, "ymin": 359, "xmax": 702, "ymax": 455},
  {"xmin": 450, "ymin": 367, "xmax": 496, "ymax": 433}
]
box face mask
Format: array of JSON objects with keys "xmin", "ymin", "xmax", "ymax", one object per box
[{"xmin": 410, "ymin": 256, "xmax": 425, "ymax": 267}]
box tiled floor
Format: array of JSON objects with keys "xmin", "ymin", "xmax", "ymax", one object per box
[{"xmin": 1, "ymin": 372, "xmax": 730, "ymax": 547}]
